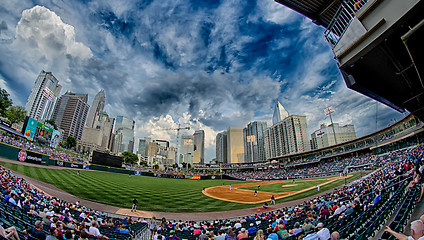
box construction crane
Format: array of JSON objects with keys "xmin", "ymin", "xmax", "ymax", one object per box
[{"xmin": 153, "ymin": 124, "xmax": 190, "ymax": 165}]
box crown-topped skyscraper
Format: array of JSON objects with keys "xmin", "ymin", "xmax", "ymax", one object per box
[
  {"xmin": 85, "ymin": 89, "xmax": 105, "ymax": 128},
  {"xmin": 272, "ymin": 99, "xmax": 289, "ymax": 125}
]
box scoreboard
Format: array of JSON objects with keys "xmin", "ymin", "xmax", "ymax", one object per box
[{"xmin": 92, "ymin": 151, "xmax": 123, "ymax": 168}]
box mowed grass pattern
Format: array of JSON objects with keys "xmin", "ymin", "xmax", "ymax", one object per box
[
  {"xmin": 0, "ymin": 161, "xmax": 251, "ymax": 212},
  {"xmin": 0, "ymin": 161, "xmax": 362, "ymax": 212}
]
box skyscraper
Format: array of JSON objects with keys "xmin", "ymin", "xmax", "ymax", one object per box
[
  {"xmin": 272, "ymin": 99, "xmax": 289, "ymax": 125},
  {"xmin": 78, "ymin": 112, "xmax": 115, "ymax": 153},
  {"xmin": 25, "ymin": 70, "xmax": 62, "ymax": 121},
  {"xmin": 137, "ymin": 137, "xmax": 151, "ymax": 156},
  {"xmin": 243, "ymin": 121, "xmax": 267, "ymax": 163},
  {"xmin": 52, "ymin": 91, "xmax": 89, "ymax": 140},
  {"xmin": 216, "ymin": 131, "xmax": 227, "ymax": 164},
  {"xmin": 86, "ymin": 90, "xmax": 105, "ymax": 128},
  {"xmin": 180, "ymin": 135, "xmax": 194, "ymax": 165},
  {"xmin": 265, "ymin": 115, "xmax": 310, "ymax": 159},
  {"xmin": 227, "ymin": 127, "xmax": 244, "ymax": 164},
  {"xmin": 193, "ymin": 130, "xmax": 205, "ymax": 164},
  {"xmin": 113, "ymin": 116, "xmax": 135, "ymax": 153}
]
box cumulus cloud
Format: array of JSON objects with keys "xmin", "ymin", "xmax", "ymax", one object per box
[
  {"xmin": 13, "ymin": 5, "xmax": 92, "ymax": 65},
  {"xmin": 0, "ymin": 0, "xmax": 405, "ymax": 162}
]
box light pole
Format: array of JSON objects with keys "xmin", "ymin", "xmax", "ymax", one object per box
[{"xmin": 324, "ymin": 106, "xmax": 338, "ymax": 145}]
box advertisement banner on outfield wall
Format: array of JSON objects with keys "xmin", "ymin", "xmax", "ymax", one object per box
[
  {"xmin": 17, "ymin": 149, "xmax": 42, "ymax": 164},
  {"xmin": 185, "ymin": 175, "xmax": 201, "ymax": 180}
]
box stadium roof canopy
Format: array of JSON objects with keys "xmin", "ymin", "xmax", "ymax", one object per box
[{"xmin": 274, "ymin": 0, "xmax": 343, "ymax": 28}]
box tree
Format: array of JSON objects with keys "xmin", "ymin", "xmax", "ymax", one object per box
[
  {"xmin": 121, "ymin": 151, "xmax": 139, "ymax": 164},
  {"xmin": 65, "ymin": 136, "xmax": 77, "ymax": 149},
  {"xmin": 5, "ymin": 106, "xmax": 26, "ymax": 125},
  {"xmin": 0, "ymin": 88, "xmax": 12, "ymax": 117},
  {"xmin": 140, "ymin": 160, "xmax": 148, "ymax": 167},
  {"xmin": 45, "ymin": 119, "xmax": 58, "ymax": 130}
]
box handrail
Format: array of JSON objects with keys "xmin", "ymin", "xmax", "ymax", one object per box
[{"xmin": 324, "ymin": 0, "xmax": 368, "ymax": 48}]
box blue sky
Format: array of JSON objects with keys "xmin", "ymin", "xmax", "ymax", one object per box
[{"xmin": 0, "ymin": 0, "xmax": 404, "ymax": 161}]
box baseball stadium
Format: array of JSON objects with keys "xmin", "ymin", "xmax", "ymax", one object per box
[
  {"xmin": 1, "ymin": 0, "xmax": 424, "ymax": 240},
  {"xmin": 1, "ymin": 113, "xmax": 424, "ymax": 240}
]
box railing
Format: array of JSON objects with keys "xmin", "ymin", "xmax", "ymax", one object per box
[{"xmin": 324, "ymin": 0, "xmax": 368, "ymax": 48}]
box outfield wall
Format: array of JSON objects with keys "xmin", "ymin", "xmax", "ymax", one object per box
[{"xmin": 0, "ymin": 142, "xmax": 234, "ymax": 180}]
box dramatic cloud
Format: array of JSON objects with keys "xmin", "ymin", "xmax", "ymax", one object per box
[{"xmin": 0, "ymin": 0, "xmax": 404, "ymax": 161}]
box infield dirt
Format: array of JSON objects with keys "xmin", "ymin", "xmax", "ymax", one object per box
[{"xmin": 203, "ymin": 176, "xmax": 351, "ymax": 204}]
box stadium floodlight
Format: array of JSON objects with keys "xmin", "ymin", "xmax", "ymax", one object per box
[{"xmin": 324, "ymin": 106, "xmax": 338, "ymax": 145}]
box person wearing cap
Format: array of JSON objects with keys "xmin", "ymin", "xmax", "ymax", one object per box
[
  {"xmin": 116, "ymin": 224, "xmax": 130, "ymax": 235},
  {"xmin": 131, "ymin": 198, "xmax": 138, "ymax": 212},
  {"xmin": 166, "ymin": 230, "xmax": 181, "ymax": 240},
  {"xmin": 23, "ymin": 220, "xmax": 46, "ymax": 240},
  {"xmin": 248, "ymin": 223, "xmax": 257, "ymax": 235},
  {"xmin": 153, "ymin": 229, "xmax": 164, "ymax": 240},
  {"xmin": 316, "ymin": 223, "xmax": 330, "ymax": 240},
  {"xmin": 237, "ymin": 228, "xmax": 248, "ymax": 240},
  {"xmin": 193, "ymin": 224, "xmax": 201, "ymax": 236}
]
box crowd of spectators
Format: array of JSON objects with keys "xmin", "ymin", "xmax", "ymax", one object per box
[
  {"xmin": 143, "ymin": 144, "xmax": 424, "ymax": 240},
  {"xmin": 0, "ymin": 132, "xmax": 88, "ymax": 164},
  {"xmin": 0, "ymin": 165, "xmax": 145, "ymax": 240},
  {"xmin": 226, "ymin": 153, "xmax": 378, "ymax": 180}
]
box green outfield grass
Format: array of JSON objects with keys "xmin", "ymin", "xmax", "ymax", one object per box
[{"xmin": 0, "ymin": 161, "xmax": 363, "ymax": 212}]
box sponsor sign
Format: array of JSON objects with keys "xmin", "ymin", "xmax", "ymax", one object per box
[
  {"xmin": 18, "ymin": 150, "xmax": 27, "ymax": 162},
  {"xmin": 0, "ymin": 120, "xmax": 12, "ymax": 128},
  {"xmin": 70, "ymin": 163, "xmax": 80, "ymax": 168},
  {"xmin": 83, "ymin": 165, "xmax": 90, "ymax": 169},
  {"xmin": 185, "ymin": 175, "xmax": 201, "ymax": 180},
  {"xmin": 56, "ymin": 161, "xmax": 64, "ymax": 166},
  {"xmin": 17, "ymin": 149, "xmax": 42, "ymax": 164}
]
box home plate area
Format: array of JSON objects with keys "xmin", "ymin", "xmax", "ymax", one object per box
[{"xmin": 252, "ymin": 206, "xmax": 276, "ymax": 213}]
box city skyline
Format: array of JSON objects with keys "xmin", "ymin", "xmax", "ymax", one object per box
[{"xmin": 0, "ymin": 0, "xmax": 405, "ymax": 162}]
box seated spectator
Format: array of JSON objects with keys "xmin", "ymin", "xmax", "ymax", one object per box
[
  {"xmin": 0, "ymin": 225, "xmax": 20, "ymax": 240},
  {"xmin": 253, "ymin": 230, "xmax": 265, "ymax": 240},
  {"xmin": 115, "ymin": 224, "xmax": 130, "ymax": 235},
  {"xmin": 237, "ymin": 228, "xmax": 248, "ymax": 240},
  {"xmin": 23, "ymin": 220, "xmax": 46, "ymax": 240},
  {"xmin": 276, "ymin": 224, "xmax": 289, "ymax": 239},
  {"xmin": 209, "ymin": 231, "xmax": 215, "ymax": 240},
  {"xmin": 225, "ymin": 230, "xmax": 236, "ymax": 240},
  {"xmin": 386, "ymin": 220, "xmax": 424, "ymax": 240},
  {"xmin": 154, "ymin": 230, "xmax": 164, "ymax": 240},
  {"xmin": 215, "ymin": 230, "xmax": 227, "ymax": 240},
  {"xmin": 166, "ymin": 230, "xmax": 181, "ymax": 240},
  {"xmin": 316, "ymin": 223, "xmax": 330, "ymax": 240},
  {"xmin": 46, "ymin": 227, "xmax": 60, "ymax": 240},
  {"xmin": 63, "ymin": 230, "xmax": 73, "ymax": 240},
  {"xmin": 248, "ymin": 223, "xmax": 258, "ymax": 235},
  {"xmin": 289, "ymin": 222, "xmax": 302, "ymax": 236},
  {"xmin": 330, "ymin": 231, "xmax": 340, "ymax": 240},
  {"xmin": 199, "ymin": 230, "xmax": 209, "ymax": 240},
  {"xmin": 301, "ymin": 218, "xmax": 314, "ymax": 233}
]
